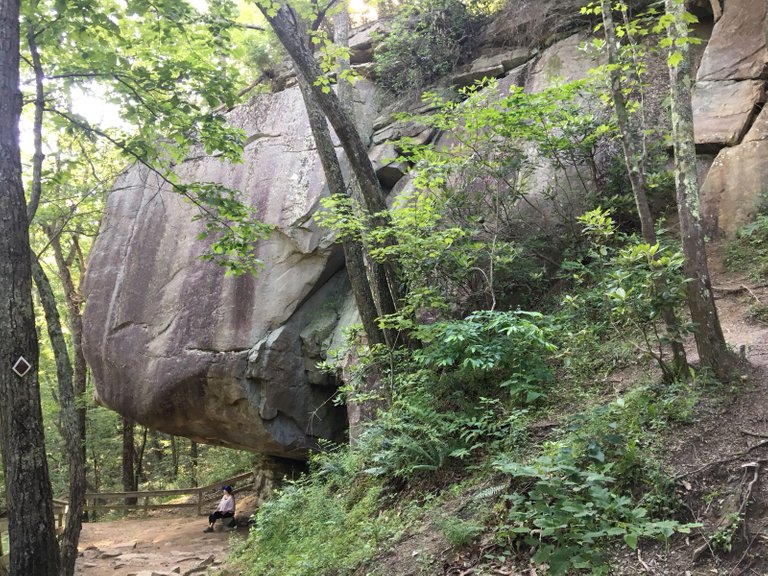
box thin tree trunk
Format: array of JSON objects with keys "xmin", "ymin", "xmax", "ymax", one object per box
[
  {"xmin": 600, "ymin": 2, "xmax": 654, "ymax": 241},
  {"xmin": 49, "ymin": 233, "xmax": 88, "ymax": 468},
  {"xmin": 25, "ymin": 13, "xmax": 44, "ymax": 223},
  {"xmin": 190, "ymin": 441, "xmax": 199, "ymax": 488},
  {"xmin": 294, "ymin": 66, "xmax": 388, "ymax": 346},
  {"xmin": 31, "ymin": 256, "xmax": 85, "ymax": 576},
  {"xmin": 261, "ymin": 3, "xmax": 402, "ymax": 321},
  {"xmin": 0, "ymin": 0, "xmax": 60, "ymax": 571},
  {"xmin": 171, "ymin": 436, "xmax": 179, "ymax": 479},
  {"xmin": 26, "ymin": 24, "xmax": 87, "ymax": 573},
  {"xmin": 665, "ymin": 0, "xmax": 732, "ymax": 380},
  {"xmin": 25, "ymin": 22, "xmax": 89, "ymax": 573},
  {"xmin": 601, "ymin": 0, "xmax": 688, "ymax": 377},
  {"xmin": 334, "ymin": 6, "xmax": 352, "ymax": 107},
  {"xmin": 135, "ymin": 425, "xmax": 148, "ymax": 489},
  {"xmin": 331, "ymin": 5, "xmax": 402, "ymax": 347},
  {"xmin": 122, "ymin": 418, "xmax": 137, "ymax": 505}
]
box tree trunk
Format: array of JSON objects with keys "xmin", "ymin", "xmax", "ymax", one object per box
[
  {"xmin": 122, "ymin": 418, "xmax": 137, "ymax": 505},
  {"xmin": 294, "ymin": 66, "xmax": 387, "ymax": 346},
  {"xmin": 49, "ymin": 233, "xmax": 88, "ymax": 470},
  {"xmin": 25, "ymin": 25, "xmax": 87, "ymax": 573},
  {"xmin": 601, "ymin": 0, "xmax": 688, "ymax": 377},
  {"xmin": 135, "ymin": 425, "xmax": 148, "ymax": 489},
  {"xmin": 665, "ymin": 0, "xmax": 732, "ymax": 380},
  {"xmin": 190, "ymin": 441, "xmax": 199, "ymax": 488},
  {"xmin": 25, "ymin": 16, "xmax": 44, "ymax": 223},
  {"xmin": 30, "ymin": 256, "xmax": 85, "ymax": 576},
  {"xmin": 171, "ymin": 436, "xmax": 179, "ymax": 479},
  {"xmin": 0, "ymin": 0, "xmax": 60, "ymax": 571},
  {"xmin": 333, "ymin": 7, "xmax": 352, "ymax": 108},
  {"xmin": 261, "ymin": 2, "xmax": 401, "ymax": 322}
]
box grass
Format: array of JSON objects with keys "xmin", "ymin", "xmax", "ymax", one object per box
[{"xmin": 725, "ymin": 215, "xmax": 768, "ymax": 282}]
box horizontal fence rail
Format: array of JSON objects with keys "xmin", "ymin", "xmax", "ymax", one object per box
[{"xmin": 83, "ymin": 471, "xmax": 254, "ymax": 515}]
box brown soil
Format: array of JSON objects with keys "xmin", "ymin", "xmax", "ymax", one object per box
[{"xmin": 75, "ymin": 506, "xmax": 250, "ymax": 576}]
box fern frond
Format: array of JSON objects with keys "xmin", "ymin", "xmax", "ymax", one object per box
[{"xmin": 472, "ymin": 484, "xmax": 508, "ymax": 501}]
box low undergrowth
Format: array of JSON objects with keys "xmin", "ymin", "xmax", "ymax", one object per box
[
  {"xmin": 725, "ymin": 215, "xmax": 768, "ymax": 282},
  {"xmin": 232, "ymin": 450, "xmax": 402, "ymax": 576},
  {"xmin": 233, "ymin": 266, "xmax": 702, "ymax": 575}
]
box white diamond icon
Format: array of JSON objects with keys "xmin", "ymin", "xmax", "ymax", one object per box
[{"xmin": 12, "ymin": 357, "xmax": 31, "ymax": 377}]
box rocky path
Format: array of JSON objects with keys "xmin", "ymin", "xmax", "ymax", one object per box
[{"xmin": 75, "ymin": 511, "xmax": 245, "ymax": 576}]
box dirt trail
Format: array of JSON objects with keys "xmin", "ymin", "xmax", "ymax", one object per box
[{"xmin": 75, "ymin": 509, "xmax": 246, "ymax": 576}]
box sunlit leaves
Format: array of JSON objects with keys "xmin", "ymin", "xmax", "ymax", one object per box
[
  {"xmin": 185, "ymin": 182, "xmax": 275, "ymax": 276},
  {"xmin": 21, "ymin": 0, "xmax": 274, "ymax": 275},
  {"xmin": 311, "ymin": 27, "xmax": 359, "ymax": 94}
]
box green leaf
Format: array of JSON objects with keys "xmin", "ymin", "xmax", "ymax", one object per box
[{"xmin": 667, "ymin": 51, "xmax": 683, "ymax": 68}]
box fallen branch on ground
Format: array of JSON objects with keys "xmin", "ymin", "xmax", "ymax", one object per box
[{"xmin": 741, "ymin": 430, "xmax": 768, "ymax": 440}]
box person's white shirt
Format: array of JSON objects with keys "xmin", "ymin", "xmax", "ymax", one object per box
[{"xmin": 216, "ymin": 493, "xmax": 235, "ymax": 514}]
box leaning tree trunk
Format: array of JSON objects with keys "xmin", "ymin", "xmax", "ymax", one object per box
[
  {"xmin": 297, "ymin": 70, "xmax": 388, "ymax": 345},
  {"xmin": 0, "ymin": 0, "xmax": 60, "ymax": 572},
  {"xmin": 49, "ymin": 233, "xmax": 88, "ymax": 461},
  {"xmin": 26, "ymin": 22, "xmax": 88, "ymax": 572},
  {"xmin": 601, "ymin": 0, "xmax": 688, "ymax": 378},
  {"xmin": 261, "ymin": 2, "xmax": 401, "ymax": 323},
  {"xmin": 665, "ymin": 0, "xmax": 732, "ymax": 380},
  {"xmin": 327, "ymin": 5, "xmax": 399, "ymax": 347},
  {"xmin": 26, "ymin": 21, "xmax": 87, "ymax": 572},
  {"xmin": 333, "ymin": 6, "xmax": 352, "ymax": 107},
  {"xmin": 31, "ymin": 256, "xmax": 85, "ymax": 576}
]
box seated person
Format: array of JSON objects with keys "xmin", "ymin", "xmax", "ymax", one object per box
[{"xmin": 203, "ymin": 485, "xmax": 235, "ymax": 532}]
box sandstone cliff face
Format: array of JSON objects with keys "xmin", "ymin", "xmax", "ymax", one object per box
[
  {"xmin": 83, "ymin": 0, "xmax": 767, "ymax": 458},
  {"xmin": 698, "ymin": 0, "xmax": 768, "ymax": 238}
]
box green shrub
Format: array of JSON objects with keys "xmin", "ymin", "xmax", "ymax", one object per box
[
  {"xmin": 437, "ymin": 516, "xmax": 485, "ymax": 548},
  {"xmin": 414, "ymin": 310, "xmax": 556, "ymax": 405},
  {"xmin": 568, "ymin": 208, "xmax": 688, "ymax": 381},
  {"xmin": 235, "ymin": 449, "xmax": 398, "ymax": 576},
  {"xmin": 374, "ymin": 0, "xmax": 483, "ymax": 94},
  {"xmin": 494, "ymin": 447, "xmax": 695, "ymax": 575},
  {"xmin": 746, "ymin": 302, "xmax": 768, "ymax": 324},
  {"xmin": 359, "ymin": 393, "xmax": 530, "ymax": 479},
  {"xmin": 359, "ymin": 396, "xmax": 465, "ymax": 478}
]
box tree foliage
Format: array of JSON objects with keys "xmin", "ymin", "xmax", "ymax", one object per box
[
  {"xmin": 373, "ymin": 0, "xmax": 483, "ymax": 94},
  {"xmin": 22, "ymin": 0, "xmax": 274, "ymax": 276}
]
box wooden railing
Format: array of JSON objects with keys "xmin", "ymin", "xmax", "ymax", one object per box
[
  {"xmin": 0, "ymin": 471, "xmax": 253, "ymax": 560},
  {"xmin": 83, "ymin": 471, "xmax": 254, "ymax": 516}
]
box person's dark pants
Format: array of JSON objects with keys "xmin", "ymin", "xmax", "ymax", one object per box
[{"xmin": 208, "ymin": 511, "xmax": 234, "ymax": 526}]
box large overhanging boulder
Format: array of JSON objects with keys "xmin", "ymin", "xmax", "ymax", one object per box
[
  {"xmin": 82, "ymin": 1, "xmax": 764, "ymax": 456},
  {"xmin": 83, "ymin": 82, "xmax": 377, "ymax": 459}
]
